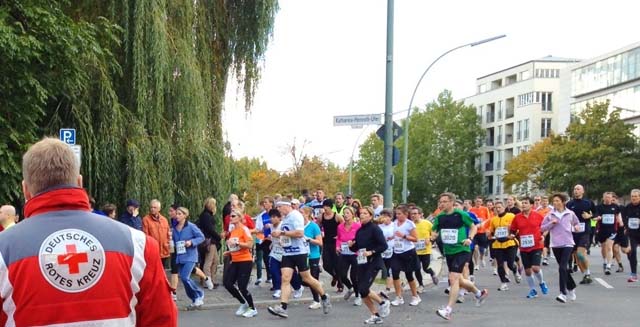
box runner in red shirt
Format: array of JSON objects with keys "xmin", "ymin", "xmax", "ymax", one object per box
[{"xmin": 509, "ymin": 196, "xmax": 549, "ymax": 299}]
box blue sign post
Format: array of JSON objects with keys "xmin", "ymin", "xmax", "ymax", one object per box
[{"xmin": 59, "ymin": 129, "xmax": 76, "ymax": 145}]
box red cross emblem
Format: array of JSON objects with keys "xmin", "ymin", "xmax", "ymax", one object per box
[{"xmin": 57, "ymin": 244, "xmax": 88, "ymax": 274}]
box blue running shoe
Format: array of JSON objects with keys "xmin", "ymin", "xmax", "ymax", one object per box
[
  {"xmin": 526, "ymin": 289, "xmax": 538, "ymax": 299},
  {"xmin": 540, "ymin": 282, "xmax": 549, "ymax": 295}
]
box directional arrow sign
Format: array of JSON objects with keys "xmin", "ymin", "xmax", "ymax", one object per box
[{"xmin": 376, "ymin": 122, "xmax": 403, "ymax": 142}]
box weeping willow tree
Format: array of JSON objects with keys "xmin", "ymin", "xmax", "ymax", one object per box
[{"xmin": 0, "ymin": 0, "xmax": 278, "ymax": 215}]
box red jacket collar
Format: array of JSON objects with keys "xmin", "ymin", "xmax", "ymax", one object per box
[{"xmin": 24, "ymin": 187, "xmax": 91, "ymax": 218}]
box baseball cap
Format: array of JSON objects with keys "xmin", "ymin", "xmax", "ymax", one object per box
[
  {"xmin": 291, "ymin": 198, "xmax": 300, "ymax": 205},
  {"xmin": 126, "ymin": 199, "xmax": 140, "ymax": 208}
]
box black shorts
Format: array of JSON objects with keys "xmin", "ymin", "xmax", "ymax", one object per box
[
  {"xmin": 281, "ymin": 254, "xmax": 309, "ymax": 272},
  {"xmin": 572, "ymin": 233, "xmax": 590, "ymax": 249},
  {"xmin": 162, "ymin": 257, "xmax": 170, "ymax": 270},
  {"xmin": 596, "ymin": 231, "xmax": 617, "ymax": 244},
  {"xmin": 544, "ymin": 233, "xmax": 550, "ymax": 248},
  {"xmin": 446, "ymin": 252, "xmax": 471, "ymax": 274},
  {"xmin": 473, "ymin": 234, "xmax": 489, "ymax": 249},
  {"xmin": 391, "ymin": 250, "xmax": 417, "ymax": 281},
  {"xmin": 520, "ymin": 250, "xmax": 542, "ymax": 269},
  {"xmin": 614, "ymin": 232, "xmax": 629, "ymax": 247},
  {"xmin": 170, "ymin": 252, "xmax": 179, "ymax": 274},
  {"xmin": 357, "ymin": 258, "xmax": 382, "ymax": 298}
]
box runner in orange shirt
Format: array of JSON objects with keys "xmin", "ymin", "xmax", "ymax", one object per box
[{"xmin": 469, "ymin": 196, "xmax": 491, "ymax": 269}]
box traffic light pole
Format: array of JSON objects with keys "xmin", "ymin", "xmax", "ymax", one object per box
[{"xmin": 383, "ymin": 0, "xmax": 394, "ymax": 209}]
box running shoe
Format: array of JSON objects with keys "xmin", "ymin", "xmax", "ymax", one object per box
[
  {"xmin": 526, "ymin": 289, "xmax": 538, "ymax": 299},
  {"xmin": 242, "ymin": 308, "xmax": 258, "ymax": 318},
  {"xmin": 267, "ymin": 304, "xmax": 288, "ymax": 318},
  {"xmin": 354, "ymin": 296, "xmax": 363, "ymax": 306},
  {"xmin": 205, "ymin": 277, "xmax": 214, "ymax": 290},
  {"xmin": 293, "ymin": 286, "xmax": 304, "ymax": 299},
  {"xmin": 540, "ymin": 282, "xmax": 549, "ymax": 295},
  {"xmin": 579, "ymin": 275, "xmax": 593, "ymax": 284},
  {"xmin": 308, "ymin": 301, "xmax": 321, "ymax": 310},
  {"xmin": 555, "ymin": 294, "xmax": 567, "ymax": 303},
  {"xmin": 567, "ymin": 289, "xmax": 576, "ymax": 301},
  {"xmin": 475, "ymin": 289, "xmax": 489, "ymax": 306},
  {"xmin": 409, "ymin": 296, "xmax": 421, "ymax": 306},
  {"xmin": 364, "ymin": 315, "xmax": 383, "ymax": 324},
  {"xmin": 391, "ymin": 296, "xmax": 404, "ymax": 306},
  {"xmin": 272, "ymin": 290, "xmax": 281, "ymax": 298},
  {"xmin": 321, "ymin": 297, "xmax": 332, "ymax": 314},
  {"xmin": 343, "ymin": 288, "xmax": 354, "ymax": 301},
  {"xmin": 628, "ymin": 275, "xmax": 638, "ymax": 283},
  {"xmin": 379, "ymin": 300, "xmax": 391, "ymax": 317},
  {"xmin": 436, "ymin": 307, "xmax": 452, "ymax": 320},
  {"xmin": 236, "ymin": 303, "xmax": 249, "ymax": 316},
  {"xmin": 498, "ymin": 283, "xmax": 509, "ymax": 291}
]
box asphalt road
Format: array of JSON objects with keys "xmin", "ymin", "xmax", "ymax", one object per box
[{"xmin": 179, "ymin": 251, "xmax": 640, "ymax": 326}]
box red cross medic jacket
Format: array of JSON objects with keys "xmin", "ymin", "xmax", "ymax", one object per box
[{"xmin": 0, "ymin": 187, "xmax": 177, "ymax": 326}]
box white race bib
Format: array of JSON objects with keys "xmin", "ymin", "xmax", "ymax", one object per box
[
  {"xmin": 495, "ymin": 227, "xmax": 509, "ymax": 238},
  {"xmin": 357, "ymin": 249, "xmax": 367, "ymax": 264},
  {"xmin": 271, "ymin": 246, "xmax": 284, "ymax": 261},
  {"xmin": 394, "ymin": 239, "xmax": 404, "ymax": 251},
  {"xmin": 441, "ymin": 229, "xmax": 458, "ymax": 245},
  {"xmin": 341, "ymin": 242, "xmax": 353, "ymax": 255},
  {"xmin": 228, "ymin": 237, "xmax": 240, "ymax": 252},
  {"xmin": 573, "ymin": 222, "xmax": 585, "ymax": 233},
  {"xmin": 176, "ymin": 240, "xmax": 186, "ymax": 254},
  {"xmin": 629, "ymin": 218, "xmax": 640, "ymax": 229},
  {"xmin": 520, "ymin": 234, "xmax": 535, "ymax": 248},
  {"xmin": 602, "ymin": 214, "xmax": 615, "ymax": 224},
  {"xmin": 381, "ymin": 248, "xmax": 393, "ymax": 259},
  {"xmin": 415, "ymin": 240, "xmax": 426, "ymax": 251},
  {"xmin": 280, "ymin": 236, "xmax": 292, "ymax": 247}
]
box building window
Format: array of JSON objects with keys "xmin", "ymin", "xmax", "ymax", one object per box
[
  {"xmin": 497, "ymin": 125, "xmax": 503, "ymax": 145},
  {"xmin": 519, "ymin": 70, "xmax": 531, "ymax": 81},
  {"xmin": 541, "ymin": 118, "xmax": 552, "ymax": 138},
  {"xmin": 517, "ymin": 92, "xmax": 534, "ymax": 107},
  {"xmin": 495, "ymin": 175, "xmax": 502, "ymax": 195},
  {"xmin": 524, "ymin": 119, "xmax": 529, "ymax": 140},
  {"xmin": 516, "ymin": 120, "xmax": 522, "ymax": 142},
  {"xmin": 497, "ymin": 100, "xmax": 503, "ymax": 120},
  {"xmin": 540, "ymin": 92, "xmax": 552, "ymax": 111}
]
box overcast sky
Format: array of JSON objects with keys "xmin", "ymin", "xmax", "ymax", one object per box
[{"xmin": 222, "ymin": 0, "xmax": 639, "ymax": 172}]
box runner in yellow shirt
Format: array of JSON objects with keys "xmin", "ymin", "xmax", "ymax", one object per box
[
  {"xmin": 410, "ymin": 207, "xmax": 439, "ymax": 293},
  {"xmin": 490, "ymin": 202, "xmax": 521, "ymax": 291}
]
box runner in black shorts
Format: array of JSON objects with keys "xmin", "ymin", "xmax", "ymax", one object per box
[
  {"xmin": 566, "ymin": 184, "xmax": 596, "ymax": 285},
  {"xmin": 623, "ymin": 189, "xmax": 640, "ymax": 282},
  {"xmin": 594, "ymin": 192, "xmax": 623, "ymax": 275}
]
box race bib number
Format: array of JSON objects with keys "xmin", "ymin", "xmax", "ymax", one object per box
[
  {"xmin": 176, "ymin": 240, "xmax": 186, "ymax": 254},
  {"xmin": 280, "ymin": 236, "xmax": 292, "ymax": 247},
  {"xmin": 271, "ymin": 247, "xmax": 284, "ymax": 261},
  {"xmin": 394, "ymin": 239, "xmax": 404, "ymax": 251},
  {"xmin": 629, "ymin": 218, "xmax": 640, "ymax": 229},
  {"xmin": 228, "ymin": 237, "xmax": 240, "ymax": 252},
  {"xmin": 415, "ymin": 239, "xmax": 426, "ymax": 251},
  {"xmin": 441, "ymin": 229, "xmax": 458, "ymax": 245},
  {"xmin": 520, "ymin": 234, "xmax": 535, "ymax": 248},
  {"xmin": 573, "ymin": 222, "xmax": 585, "ymax": 233},
  {"xmin": 381, "ymin": 248, "xmax": 393, "ymax": 259},
  {"xmin": 357, "ymin": 249, "xmax": 367, "ymax": 265},
  {"xmin": 495, "ymin": 227, "xmax": 509, "ymax": 238},
  {"xmin": 341, "ymin": 242, "xmax": 353, "ymax": 255},
  {"xmin": 602, "ymin": 214, "xmax": 615, "ymax": 224}
]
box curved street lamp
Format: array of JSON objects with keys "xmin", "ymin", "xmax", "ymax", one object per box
[{"xmin": 401, "ymin": 34, "xmax": 506, "ymax": 203}]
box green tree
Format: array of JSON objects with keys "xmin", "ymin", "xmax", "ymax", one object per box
[
  {"xmin": 353, "ymin": 133, "xmax": 384, "ymax": 200},
  {"xmin": 541, "ymin": 101, "xmax": 640, "ymax": 197},
  {"xmin": 402, "ymin": 90, "xmax": 484, "ymax": 209},
  {"xmin": 503, "ymin": 137, "xmax": 552, "ymax": 192}
]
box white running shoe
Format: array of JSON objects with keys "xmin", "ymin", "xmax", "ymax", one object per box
[
  {"xmin": 390, "ymin": 296, "xmax": 404, "ymax": 306},
  {"xmin": 409, "ymin": 295, "xmax": 422, "ymax": 306},
  {"xmin": 204, "ymin": 277, "xmax": 214, "ymax": 290},
  {"xmin": 354, "ymin": 296, "xmax": 363, "ymax": 306},
  {"xmin": 242, "ymin": 308, "xmax": 258, "ymax": 318},
  {"xmin": 293, "ymin": 286, "xmax": 304, "ymax": 299},
  {"xmin": 498, "ymin": 283, "xmax": 509, "ymax": 291},
  {"xmin": 235, "ymin": 303, "xmax": 249, "ymax": 316},
  {"xmin": 364, "ymin": 315, "xmax": 383, "ymax": 324},
  {"xmin": 556, "ymin": 294, "xmax": 567, "ymax": 303},
  {"xmin": 308, "ymin": 301, "xmax": 321, "ymax": 310},
  {"xmin": 378, "ymin": 300, "xmax": 391, "ymax": 317},
  {"xmin": 567, "ymin": 289, "xmax": 576, "ymax": 301},
  {"xmin": 272, "ymin": 290, "xmax": 281, "ymax": 299}
]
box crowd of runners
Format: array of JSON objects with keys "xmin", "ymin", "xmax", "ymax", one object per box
[{"xmin": 65, "ymin": 184, "xmax": 640, "ymax": 324}]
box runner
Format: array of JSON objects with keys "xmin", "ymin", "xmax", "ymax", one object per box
[
  {"xmin": 536, "ymin": 196, "xmax": 552, "ymax": 266},
  {"xmin": 223, "ymin": 209, "xmax": 258, "ymax": 317},
  {"xmin": 490, "ymin": 202, "xmax": 520, "ymax": 291},
  {"xmin": 611, "ymin": 194, "xmax": 627, "ymax": 273},
  {"xmin": 318, "ymin": 198, "xmax": 344, "ymax": 292},
  {"xmin": 593, "ymin": 192, "xmax": 624, "ymax": 275},
  {"xmin": 431, "ymin": 193, "xmax": 488, "ymax": 320},
  {"xmin": 410, "ymin": 207, "xmax": 439, "ymax": 293},
  {"xmin": 302, "ymin": 206, "xmax": 324, "ymax": 309},
  {"xmin": 510, "ymin": 197, "xmax": 549, "ymax": 299},
  {"xmin": 378, "ymin": 209, "xmax": 396, "ymax": 292},
  {"xmin": 268, "ymin": 201, "xmax": 331, "ymax": 318},
  {"xmin": 541, "ymin": 193, "xmax": 580, "ymax": 303},
  {"xmin": 623, "ymin": 189, "xmax": 640, "ymax": 282},
  {"xmin": 337, "ymin": 206, "xmax": 363, "ymax": 305},
  {"xmin": 389, "ymin": 205, "xmax": 421, "ymax": 306},
  {"xmin": 268, "ymin": 209, "xmax": 303, "ymax": 300},
  {"xmin": 350, "ymin": 206, "xmax": 391, "ymax": 324},
  {"xmin": 469, "ymin": 196, "xmax": 491, "ymax": 269},
  {"xmin": 566, "ymin": 184, "xmax": 596, "ymax": 285},
  {"xmin": 172, "ymin": 207, "xmax": 206, "ymax": 310}
]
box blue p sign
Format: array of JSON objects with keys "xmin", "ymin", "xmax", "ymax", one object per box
[{"xmin": 59, "ymin": 129, "xmax": 76, "ymax": 145}]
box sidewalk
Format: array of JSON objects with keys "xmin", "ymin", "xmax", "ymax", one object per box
[{"xmin": 175, "ymin": 250, "xmax": 444, "ymax": 311}]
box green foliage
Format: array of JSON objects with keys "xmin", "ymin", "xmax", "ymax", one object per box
[
  {"xmin": 541, "ymin": 101, "xmax": 640, "ymax": 197},
  {"xmin": 0, "ymin": 0, "xmax": 279, "ymax": 219},
  {"xmin": 402, "ymin": 90, "xmax": 484, "ymax": 210},
  {"xmin": 353, "ymin": 133, "xmax": 385, "ymax": 199},
  {"xmin": 504, "ymin": 137, "xmax": 552, "ymax": 192}
]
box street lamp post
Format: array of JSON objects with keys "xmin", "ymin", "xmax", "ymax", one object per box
[{"xmin": 400, "ymin": 35, "xmax": 506, "ymax": 203}]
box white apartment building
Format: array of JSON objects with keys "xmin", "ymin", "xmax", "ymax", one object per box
[
  {"xmin": 465, "ymin": 57, "xmax": 579, "ymax": 199},
  {"xmin": 558, "ymin": 42, "xmax": 640, "ymax": 136}
]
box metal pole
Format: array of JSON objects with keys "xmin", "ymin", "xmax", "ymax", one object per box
[
  {"xmin": 383, "ymin": 0, "xmax": 394, "ymax": 209},
  {"xmin": 400, "ymin": 34, "xmax": 506, "ymax": 203}
]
